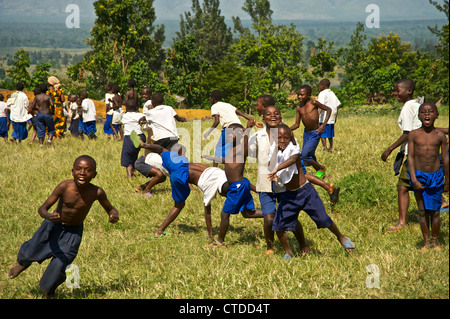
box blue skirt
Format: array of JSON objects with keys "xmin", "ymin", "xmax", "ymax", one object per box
[{"xmin": 103, "ymin": 114, "xmax": 114, "ymax": 135}]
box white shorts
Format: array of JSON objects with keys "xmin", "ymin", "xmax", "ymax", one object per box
[
  {"xmin": 197, "ymin": 167, "xmax": 228, "ymax": 206},
  {"xmin": 144, "ymin": 153, "xmax": 170, "ymax": 176}
]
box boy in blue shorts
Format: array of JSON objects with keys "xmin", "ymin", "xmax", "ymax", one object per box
[
  {"xmin": 408, "ymin": 102, "xmax": 448, "ymax": 250},
  {"xmin": 29, "ymin": 83, "xmax": 55, "ymax": 146},
  {"xmin": 269, "ymin": 124, "xmax": 355, "ymax": 258},
  {"xmin": 203, "ymin": 123, "xmax": 263, "ymax": 246},
  {"xmin": 133, "ymin": 139, "xmax": 191, "ymax": 239},
  {"xmin": 290, "ymin": 85, "xmax": 331, "ymax": 179}
]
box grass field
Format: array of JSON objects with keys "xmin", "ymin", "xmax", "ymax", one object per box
[{"xmin": 0, "ymin": 108, "xmax": 448, "ymax": 300}]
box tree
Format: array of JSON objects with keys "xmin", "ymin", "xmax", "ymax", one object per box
[
  {"xmin": 31, "ymin": 62, "xmax": 52, "ymax": 89},
  {"xmin": 81, "ymin": 0, "xmax": 165, "ymax": 95},
  {"xmin": 176, "ymin": 0, "xmax": 233, "ymax": 65},
  {"xmin": 6, "ymin": 49, "xmax": 31, "ymax": 88}
]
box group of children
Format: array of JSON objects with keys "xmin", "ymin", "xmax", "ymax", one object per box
[{"xmin": 6, "ymin": 77, "xmax": 448, "ymax": 298}]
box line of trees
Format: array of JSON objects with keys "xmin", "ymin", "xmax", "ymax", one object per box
[{"xmin": 3, "ymin": 0, "xmax": 449, "ymax": 111}]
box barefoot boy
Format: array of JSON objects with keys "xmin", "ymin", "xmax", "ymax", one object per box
[
  {"xmin": 9, "ymin": 155, "xmax": 119, "ymax": 298},
  {"xmin": 269, "ymin": 124, "xmax": 355, "ymax": 257},
  {"xmin": 290, "ymin": 84, "xmax": 331, "ymax": 179},
  {"xmin": 408, "ymin": 102, "xmax": 449, "ymax": 250},
  {"xmin": 29, "ymin": 83, "xmax": 55, "ymax": 146}
]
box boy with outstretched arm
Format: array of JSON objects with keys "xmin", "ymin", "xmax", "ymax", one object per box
[
  {"xmin": 269, "ymin": 124, "xmax": 355, "ymax": 258},
  {"xmin": 290, "ymin": 85, "xmax": 331, "ymax": 179},
  {"xmin": 408, "ymin": 102, "xmax": 448, "ymax": 250},
  {"xmin": 8, "ymin": 155, "xmax": 119, "ymax": 298}
]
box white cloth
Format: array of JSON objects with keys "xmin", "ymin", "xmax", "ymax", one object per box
[
  {"xmin": 210, "ymin": 101, "xmax": 241, "ymax": 128},
  {"xmin": 9, "ymin": 91, "xmax": 29, "ymax": 123},
  {"xmin": 197, "ymin": 167, "xmax": 228, "ymax": 206},
  {"xmin": 318, "ymin": 89, "xmax": 340, "ymax": 124},
  {"xmin": 268, "ymin": 141, "xmax": 301, "ymax": 187},
  {"xmin": 142, "ymin": 100, "xmax": 152, "ymax": 114},
  {"xmin": 0, "ymin": 101, "xmax": 8, "ymax": 118},
  {"xmin": 145, "ymin": 104, "xmax": 178, "ymax": 141},
  {"xmin": 105, "ymin": 93, "xmax": 115, "ymax": 115},
  {"xmin": 122, "ymin": 112, "xmax": 145, "ymax": 135},
  {"xmin": 145, "ymin": 153, "xmax": 169, "ymax": 176},
  {"xmin": 398, "ymin": 99, "xmax": 421, "ymax": 155},
  {"xmin": 69, "ymin": 102, "xmax": 79, "ymax": 120},
  {"xmin": 81, "ymin": 98, "xmax": 97, "ymax": 122}
]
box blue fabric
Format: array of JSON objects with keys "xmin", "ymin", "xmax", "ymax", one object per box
[
  {"xmin": 162, "ymin": 151, "xmax": 190, "ymax": 203},
  {"xmin": 103, "ymin": 114, "xmax": 114, "ymax": 135},
  {"xmin": 0, "ymin": 117, "xmax": 7, "ymax": 137},
  {"xmin": 319, "ymin": 123, "xmax": 334, "ymax": 139},
  {"xmin": 82, "ymin": 120, "xmax": 96, "ymax": 135},
  {"xmin": 11, "ymin": 121, "xmax": 28, "ymax": 141},
  {"xmin": 16, "ymin": 219, "xmax": 83, "ymax": 295},
  {"xmin": 35, "ymin": 113, "xmax": 55, "ymax": 138},
  {"xmin": 121, "ymin": 134, "xmax": 146, "ymax": 167},
  {"xmin": 259, "ymin": 192, "xmax": 278, "ymax": 216},
  {"xmin": 214, "ymin": 128, "xmax": 232, "ymax": 159},
  {"xmin": 222, "ymin": 178, "xmax": 255, "ymax": 215},
  {"xmin": 301, "ymin": 129, "xmax": 320, "ymax": 165},
  {"xmin": 274, "ymin": 182, "xmax": 333, "ymax": 232},
  {"xmin": 409, "ymin": 169, "xmax": 444, "ymax": 211}
]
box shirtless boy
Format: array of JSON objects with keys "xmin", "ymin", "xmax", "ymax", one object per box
[
  {"xmin": 408, "ymin": 102, "xmax": 449, "ymax": 250},
  {"xmin": 290, "ymin": 84, "xmax": 332, "ymax": 178},
  {"xmin": 29, "ymin": 83, "xmax": 55, "ymax": 146},
  {"xmin": 8, "ymin": 155, "xmax": 119, "ymax": 298}
]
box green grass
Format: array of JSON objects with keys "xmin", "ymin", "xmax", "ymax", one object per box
[{"xmin": 0, "ymin": 109, "xmax": 448, "ymax": 299}]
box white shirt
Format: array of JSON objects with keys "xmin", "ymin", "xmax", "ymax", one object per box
[
  {"xmin": 248, "ymin": 125, "xmax": 286, "ymax": 193},
  {"xmin": 210, "ymin": 101, "xmax": 241, "ymax": 128},
  {"xmin": 81, "ymin": 98, "xmax": 97, "ymax": 122},
  {"xmin": 398, "ymin": 99, "xmax": 421, "ymax": 155},
  {"xmin": 142, "ymin": 100, "xmax": 152, "ymax": 114},
  {"xmin": 105, "ymin": 93, "xmax": 115, "ymax": 115},
  {"xmin": 318, "ymin": 89, "xmax": 340, "ymax": 124},
  {"xmin": 145, "ymin": 104, "xmax": 178, "ymax": 141},
  {"xmin": 9, "ymin": 91, "xmax": 29, "ymax": 123},
  {"xmin": 268, "ymin": 141, "xmax": 301, "ymax": 187},
  {"xmin": 0, "ymin": 101, "xmax": 8, "ymax": 118},
  {"xmin": 69, "ymin": 102, "xmax": 79, "ymax": 120},
  {"xmin": 122, "ymin": 112, "xmax": 145, "ymax": 135}
]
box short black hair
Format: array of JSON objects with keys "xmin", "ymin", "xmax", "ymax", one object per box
[
  {"xmin": 319, "ymin": 79, "xmax": 331, "ymax": 88},
  {"xmin": 419, "ymin": 102, "xmax": 438, "ymax": 113},
  {"xmin": 210, "ymin": 90, "xmax": 222, "ymax": 101},
  {"xmin": 151, "ymin": 92, "xmax": 164, "ymax": 105},
  {"xmin": 74, "ymin": 155, "xmax": 97, "ymax": 170},
  {"xmin": 16, "ymin": 82, "xmax": 24, "ymax": 91},
  {"xmin": 257, "ymin": 94, "xmax": 276, "ymax": 108},
  {"xmin": 396, "ymin": 78, "xmax": 416, "ymax": 93},
  {"xmin": 127, "ymin": 78, "xmax": 136, "ymax": 88},
  {"xmin": 298, "ymin": 84, "xmax": 312, "ymax": 95}
]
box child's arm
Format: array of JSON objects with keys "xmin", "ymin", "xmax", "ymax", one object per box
[
  {"xmin": 174, "ymin": 114, "xmax": 187, "ymax": 122},
  {"xmin": 407, "ymin": 132, "xmax": 422, "ymax": 191},
  {"xmin": 201, "ymin": 154, "xmax": 225, "ymax": 164},
  {"xmin": 268, "ymin": 153, "xmax": 299, "ymax": 182},
  {"xmin": 141, "ymin": 142, "xmax": 165, "ymax": 155},
  {"xmin": 204, "ymin": 204, "xmax": 214, "ymax": 240},
  {"xmin": 38, "ymin": 182, "xmax": 67, "ymax": 222},
  {"xmin": 97, "ymin": 188, "xmax": 119, "ymax": 224},
  {"xmin": 236, "ymin": 109, "xmax": 254, "ymax": 123},
  {"xmin": 441, "ymin": 133, "xmax": 449, "ymax": 192},
  {"xmin": 313, "ymin": 100, "xmax": 332, "ymax": 134},
  {"xmin": 381, "ymin": 132, "xmax": 410, "ymax": 161},
  {"xmin": 290, "ymin": 106, "xmax": 302, "ymax": 131},
  {"xmin": 204, "ymin": 115, "xmax": 220, "ymax": 138}
]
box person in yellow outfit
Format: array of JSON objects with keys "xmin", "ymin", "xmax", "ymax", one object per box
[{"xmin": 47, "ymin": 76, "xmax": 65, "ymax": 139}]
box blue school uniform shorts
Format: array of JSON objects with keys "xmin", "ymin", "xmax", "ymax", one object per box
[
  {"xmin": 103, "ymin": 114, "xmax": 114, "ymax": 135},
  {"xmin": 82, "ymin": 120, "xmax": 96, "ymax": 135},
  {"xmin": 222, "ymin": 178, "xmax": 255, "ymax": 215},
  {"xmin": 11, "ymin": 121, "xmax": 28, "ymax": 141},
  {"xmin": 301, "ymin": 129, "xmax": 320, "ymax": 165},
  {"xmin": 35, "ymin": 113, "xmax": 55, "ymax": 138},
  {"xmin": 409, "ymin": 169, "xmax": 444, "ymax": 211},
  {"xmin": 319, "ymin": 123, "xmax": 334, "ymax": 139},
  {"xmin": 162, "ymin": 151, "xmax": 191, "ymax": 203},
  {"xmin": 0, "ymin": 117, "xmax": 7, "ymax": 137},
  {"xmin": 273, "ymin": 182, "xmax": 333, "ymax": 232},
  {"xmin": 214, "ymin": 128, "xmax": 232, "ymax": 159},
  {"xmin": 121, "ymin": 133, "xmax": 146, "ymax": 167}
]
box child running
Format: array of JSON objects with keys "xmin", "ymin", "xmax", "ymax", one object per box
[
  {"xmin": 0, "ymin": 93, "xmax": 10, "ymax": 143},
  {"xmin": 408, "ymin": 102, "xmax": 449, "ymax": 250},
  {"xmin": 269, "ymin": 124, "xmax": 355, "ymax": 258},
  {"xmin": 8, "ymin": 155, "xmax": 119, "ymax": 298},
  {"xmin": 290, "ymin": 84, "xmax": 331, "ymax": 179}
]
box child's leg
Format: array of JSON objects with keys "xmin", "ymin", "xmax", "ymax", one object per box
[
  {"xmin": 155, "ymin": 201, "xmax": 185, "ymax": 238},
  {"xmin": 327, "ymin": 222, "xmax": 354, "ymax": 253},
  {"xmin": 142, "ymin": 168, "xmax": 166, "ymax": 193},
  {"xmin": 328, "ymin": 137, "xmax": 334, "ymax": 152},
  {"xmin": 263, "ymin": 213, "xmax": 275, "ymax": 252},
  {"xmin": 276, "ymin": 231, "xmax": 293, "ymax": 257},
  {"xmin": 430, "ymin": 209, "xmax": 441, "ymax": 249},
  {"xmin": 292, "ymin": 221, "xmax": 310, "ymax": 253},
  {"xmin": 217, "ymin": 211, "xmax": 230, "ymax": 244},
  {"xmin": 414, "ymin": 191, "xmax": 430, "ymax": 249},
  {"xmin": 241, "ymin": 208, "xmax": 263, "ymax": 218},
  {"xmin": 320, "ymin": 137, "xmax": 328, "ymax": 151},
  {"xmin": 126, "ymin": 165, "xmax": 134, "ymax": 181}
]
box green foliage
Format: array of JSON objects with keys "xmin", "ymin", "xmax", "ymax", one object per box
[
  {"xmin": 30, "ymin": 62, "xmax": 51, "ymax": 89},
  {"xmin": 6, "ymin": 49, "xmax": 31, "ymax": 88}
]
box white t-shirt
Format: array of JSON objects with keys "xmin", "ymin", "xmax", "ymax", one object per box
[
  {"xmin": 145, "ymin": 104, "xmax": 178, "ymax": 141},
  {"xmin": 142, "ymin": 100, "xmax": 152, "ymax": 114},
  {"xmin": 81, "ymin": 98, "xmax": 97, "ymax": 122},
  {"xmin": 122, "ymin": 112, "xmax": 145, "ymax": 135},
  {"xmin": 398, "ymin": 99, "xmax": 421, "ymax": 155},
  {"xmin": 69, "ymin": 102, "xmax": 79, "ymax": 120},
  {"xmin": 9, "ymin": 91, "xmax": 29, "ymax": 123},
  {"xmin": 105, "ymin": 93, "xmax": 115, "ymax": 115},
  {"xmin": 210, "ymin": 101, "xmax": 241, "ymax": 128},
  {"xmin": 318, "ymin": 89, "xmax": 340, "ymax": 124},
  {"xmin": 268, "ymin": 141, "xmax": 301, "ymax": 188},
  {"xmin": 0, "ymin": 101, "xmax": 8, "ymax": 118}
]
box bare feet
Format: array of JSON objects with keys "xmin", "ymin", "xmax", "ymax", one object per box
[{"xmin": 8, "ymin": 262, "xmax": 31, "ymax": 279}]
